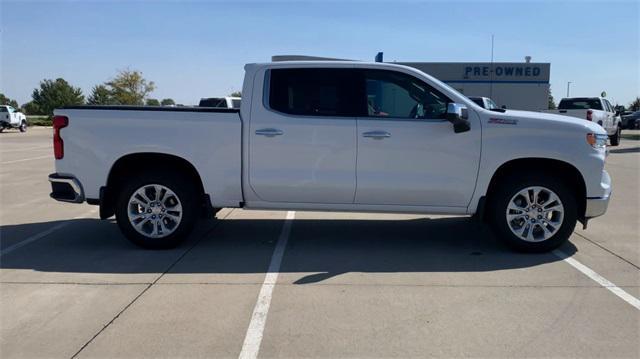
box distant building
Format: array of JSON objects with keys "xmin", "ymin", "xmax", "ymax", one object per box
[
  {"xmin": 272, "ymin": 55, "xmax": 551, "ymax": 111},
  {"xmin": 396, "ymin": 62, "xmax": 550, "ymax": 111}
]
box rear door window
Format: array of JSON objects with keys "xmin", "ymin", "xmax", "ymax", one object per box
[{"xmin": 268, "ymin": 68, "xmax": 362, "ymax": 117}]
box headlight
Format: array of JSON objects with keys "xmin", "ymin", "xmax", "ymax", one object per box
[{"xmin": 586, "ymin": 133, "xmax": 607, "ymax": 149}]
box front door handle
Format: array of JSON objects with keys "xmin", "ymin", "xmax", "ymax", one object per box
[
  {"xmin": 255, "ymin": 128, "xmax": 284, "ymax": 137},
  {"xmin": 362, "ymin": 130, "xmax": 391, "ymax": 139}
]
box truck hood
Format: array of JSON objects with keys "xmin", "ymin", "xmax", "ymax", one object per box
[{"xmin": 501, "ymin": 109, "xmax": 606, "ymax": 134}]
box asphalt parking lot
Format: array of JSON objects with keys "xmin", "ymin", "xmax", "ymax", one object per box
[{"xmin": 1, "ymin": 127, "xmax": 639, "ymax": 358}]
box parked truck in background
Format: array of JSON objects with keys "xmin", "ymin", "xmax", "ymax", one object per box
[
  {"xmin": 48, "ymin": 61, "xmax": 612, "ymax": 253},
  {"xmin": 198, "ymin": 96, "xmax": 241, "ymax": 109},
  {"xmin": 546, "ymin": 97, "xmax": 622, "ymax": 146},
  {"xmin": 468, "ymin": 96, "xmax": 500, "ymax": 111},
  {"xmin": 0, "ymin": 105, "xmax": 27, "ymax": 133}
]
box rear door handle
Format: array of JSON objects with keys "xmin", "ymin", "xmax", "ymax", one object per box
[
  {"xmin": 255, "ymin": 128, "xmax": 284, "ymax": 137},
  {"xmin": 362, "ymin": 130, "xmax": 391, "ymax": 139}
]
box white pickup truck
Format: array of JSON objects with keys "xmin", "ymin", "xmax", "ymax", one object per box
[
  {"xmin": 0, "ymin": 105, "xmax": 28, "ymax": 132},
  {"xmin": 49, "ymin": 61, "xmax": 612, "ymax": 252},
  {"xmin": 546, "ymin": 97, "xmax": 622, "ymax": 146}
]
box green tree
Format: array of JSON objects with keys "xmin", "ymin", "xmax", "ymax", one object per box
[
  {"xmin": 160, "ymin": 98, "xmax": 175, "ymax": 106},
  {"xmin": 22, "ymin": 101, "xmax": 43, "ymax": 115},
  {"xmin": 87, "ymin": 85, "xmax": 117, "ymax": 105},
  {"xmin": 229, "ymin": 91, "xmax": 242, "ymax": 97},
  {"xmin": 629, "ymin": 97, "xmax": 640, "ymax": 111},
  {"xmin": 0, "ymin": 93, "xmax": 20, "ymax": 108},
  {"xmin": 31, "ymin": 78, "xmax": 84, "ymax": 115},
  {"xmin": 145, "ymin": 98, "xmax": 160, "ymax": 106},
  {"xmin": 105, "ymin": 69, "xmax": 155, "ymax": 105},
  {"xmin": 548, "ymin": 88, "xmax": 556, "ymax": 110}
]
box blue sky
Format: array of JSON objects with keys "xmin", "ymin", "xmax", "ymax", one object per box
[{"xmin": 1, "ymin": 0, "xmax": 638, "ymax": 106}]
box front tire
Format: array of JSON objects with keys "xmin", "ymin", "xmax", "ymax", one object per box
[
  {"xmin": 488, "ymin": 173, "xmax": 577, "ymax": 252},
  {"xmin": 19, "ymin": 120, "xmax": 27, "ymax": 132},
  {"xmin": 115, "ymin": 171, "xmax": 200, "ymax": 249},
  {"xmin": 610, "ymin": 126, "xmax": 621, "ymax": 146}
]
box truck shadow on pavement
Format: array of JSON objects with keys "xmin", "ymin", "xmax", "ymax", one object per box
[
  {"xmin": 608, "ymin": 146, "xmax": 640, "ymax": 154},
  {"xmin": 0, "ymin": 216, "xmax": 577, "ymax": 283}
]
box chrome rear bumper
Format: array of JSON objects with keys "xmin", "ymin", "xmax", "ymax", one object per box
[{"xmin": 48, "ymin": 173, "xmax": 84, "ymax": 203}]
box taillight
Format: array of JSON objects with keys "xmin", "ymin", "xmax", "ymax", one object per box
[
  {"xmin": 53, "ymin": 116, "xmax": 68, "ymax": 159},
  {"xmin": 586, "ymin": 110, "xmax": 593, "ymax": 121}
]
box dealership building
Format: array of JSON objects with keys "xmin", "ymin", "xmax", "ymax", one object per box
[{"xmin": 273, "ymin": 55, "xmax": 550, "ymax": 111}]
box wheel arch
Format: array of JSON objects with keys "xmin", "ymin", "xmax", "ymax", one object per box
[
  {"xmin": 482, "ymin": 158, "xmax": 587, "ymax": 221},
  {"xmin": 100, "ymin": 152, "xmax": 209, "ymax": 219}
]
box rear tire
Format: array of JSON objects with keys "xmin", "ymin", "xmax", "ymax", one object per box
[
  {"xmin": 610, "ymin": 126, "xmax": 621, "ymax": 146},
  {"xmin": 488, "ymin": 172, "xmax": 577, "ymax": 252},
  {"xmin": 115, "ymin": 170, "xmax": 200, "ymax": 249}
]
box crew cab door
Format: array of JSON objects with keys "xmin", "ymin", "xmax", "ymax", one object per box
[
  {"xmin": 248, "ymin": 67, "xmax": 359, "ymax": 204},
  {"xmin": 355, "ymin": 69, "xmax": 481, "ymax": 207}
]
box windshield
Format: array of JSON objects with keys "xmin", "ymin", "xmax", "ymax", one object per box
[{"xmin": 558, "ymin": 98, "xmax": 603, "ymax": 110}]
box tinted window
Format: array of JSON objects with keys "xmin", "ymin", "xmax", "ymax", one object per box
[
  {"xmin": 199, "ymin": 98, "xmax": 226, "ymax": 107},
  {"xmin": 604, "ymin": 100, "xmax": 613, "ymax": 113},
  {"xmin": 558, "ymin": 98, "xmax": 603, "ymax": 110},
  {"xmin": 231, "ymin": 99, "xmax": 241, "ymax": 109},
  {"xmin": 0, "ymin": 107, "xmax": 7, "ymax": 112},
  {"xmin": 363, "ymin": 70, "xmax": 450, "ymax": 119},
  {"xmin": 470, "ymin": 98, "xmax": 485, "ymax": 108},
  {"xmin": 269, "ymin": 68, "xmax": 360, "ymax": 117}
]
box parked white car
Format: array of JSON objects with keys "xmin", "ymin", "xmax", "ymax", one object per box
[
  {"xmin": 546, "ymin": 97, "xmax": 622, "ymax": 146},
  {"xmin": 0, "ymin": 105, "xmax": 27, "ymax": 133},
  {"xmin": 49, "ymin": 61, "xmax": 611, "ymax": 252}
]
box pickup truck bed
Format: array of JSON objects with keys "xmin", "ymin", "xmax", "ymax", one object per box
[
  {"xmin": 545, "ymin": 97, "xmax": 622, "ymax": 145},
  {"xmin": 54, "ymin": 106, "xmax": 243, "ymax": 208}
]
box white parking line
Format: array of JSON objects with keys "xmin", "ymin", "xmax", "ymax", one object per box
[
  {"xmin": 1, "ymin": 155, "xmax": 51, "ymax": 165},
  {"xmin": 553, "ymin": 249, "xmax": 640, "ymax": 310},
  {"xmin": 0, "ymin": 208, "xmax": 98, "ymax": 257},
  {"xmin": 239, "ymin": 211, "xmax": 295, "ymax": 359},
  {"xmin": 1, "ymin": 146, "xmax": 51, "ymax": 153}
]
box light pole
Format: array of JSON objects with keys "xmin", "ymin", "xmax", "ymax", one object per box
[{"xmin": 566, "ymin": 82, "xmax": 572, "ymax": 97}]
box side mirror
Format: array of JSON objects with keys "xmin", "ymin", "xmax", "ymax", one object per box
[
  {"xmin": 446, "ymin": 103, "xmax": 470, "ymax": 133},
  {"xmin": 501, "ymin": 105, "xmax": 507, "ymax": 109}
]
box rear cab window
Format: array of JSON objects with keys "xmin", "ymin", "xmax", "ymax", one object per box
[{"xmin": 558, "ymin": 98, "xmax": 604, "ymax": 110}]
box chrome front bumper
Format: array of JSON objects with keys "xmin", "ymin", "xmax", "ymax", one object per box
[
  {"xmin": 48, "ymin": 173, "xmax": 85, "ymax": 203},
  {"xmin": 585, "ymin": 170, "xmax": 612, "ymax": 219},
  {"xmin": 585, "ymin": 194, "xmax": 611, "ymax": 218}
]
